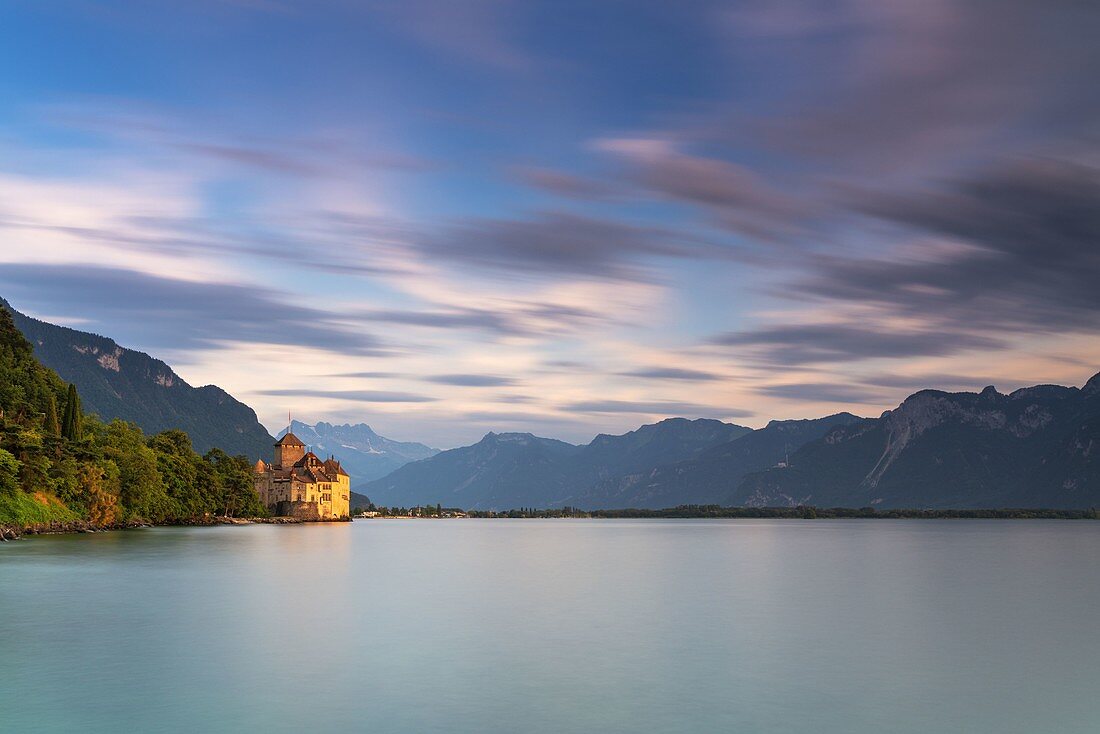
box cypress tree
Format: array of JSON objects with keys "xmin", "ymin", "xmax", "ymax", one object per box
[
  {"xmin": 72, "ymin": 388, "xmax": 83, "ymax": 441},
  {"xmin": 60, "ymin": 386, "xmax": 73, "ymax": 439},
  {"xmin": 45, "ymin": 394, "xmax": 60, "ymax": 436},
  {"xmin": 61, "ymin": 383, "xmax": 83, "ymax": 441}
]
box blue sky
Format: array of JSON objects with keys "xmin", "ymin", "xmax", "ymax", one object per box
[{"xmin": 1, "ymin": 0, "xmax": 1098, "ymax": 447}]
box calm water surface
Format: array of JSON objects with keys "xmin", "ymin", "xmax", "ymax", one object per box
[{"xmin": 2, "ymin": 519, "xmax": 1099, "ymax": 733}]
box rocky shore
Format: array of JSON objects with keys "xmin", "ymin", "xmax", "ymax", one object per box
[
  {"xmin": 1, "ymin": 518, "xmax": 146, "ymax": 541},
  {"xmin": 0, "ymin": 514, "xmax": 350, "ymax": 541}
]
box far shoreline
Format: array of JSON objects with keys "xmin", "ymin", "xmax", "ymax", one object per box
[
  {"xmin": 4, "ymin": 506, "xmax": 1098, "ymax": 543},
  {"xmin": 363, "ymin": 506, "xmax": 1100, "ymax": 521}
]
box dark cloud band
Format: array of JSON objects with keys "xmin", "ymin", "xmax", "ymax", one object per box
[{"xmin": 0, "ymin": 264, "xmax": 385, "ymax": 355}]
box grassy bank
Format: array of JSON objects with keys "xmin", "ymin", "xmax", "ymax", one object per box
[{"xmin": 0, "ymin": 491, "xmax": 80, "ymax": 526}]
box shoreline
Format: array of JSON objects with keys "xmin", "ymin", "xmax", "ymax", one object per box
[
  {"xmin": 5, "ymin": 508, "xmax": 1097, "ymax": 541},
  {"xmin": 0, "ymin": 515, "xmax": 351, "ymax": 542}
]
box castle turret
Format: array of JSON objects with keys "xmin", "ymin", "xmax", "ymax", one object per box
[{"xmin": 274, "ymin": 432, "xmax": 306, "ymax": 469}]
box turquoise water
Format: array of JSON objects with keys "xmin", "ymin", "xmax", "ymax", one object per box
[{"xmin": 2, "ymin": 519, "xmax": 1099, "ymax": 733}]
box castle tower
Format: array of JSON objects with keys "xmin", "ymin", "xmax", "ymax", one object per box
[{"xmin": 274, "ymin": 432, "xmax": 306, "ymax": 469}]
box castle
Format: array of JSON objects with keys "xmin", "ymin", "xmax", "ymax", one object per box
[{"xmin": 253, "ymin": 432, "xmax": 351, "ymax": 519}]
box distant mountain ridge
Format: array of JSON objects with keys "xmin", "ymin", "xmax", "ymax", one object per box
[
  {"xmin": 3, "ymin": 299, "xmax": 275, "ymax": 460},
  {"xmin": 278, "ymin": 420, "xmax": 439, "ymax": 484},
  {"xmin": 365, "ymin": 372, "xmax": 1100, "ymax": 510},
  {"xmin": 575, "ymin": 413, "xmax": 862, "ymax": 508},
  {"xmin": 737, "ymin": 376, "xmax": 1100, "ymax": 509},
  {"xmin": 364, "ymin": 418, "xmax": 751, "ymax": 509}
]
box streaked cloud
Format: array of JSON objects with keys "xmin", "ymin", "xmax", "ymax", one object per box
[
  {"xmin": 0, "ymin": 264, "xmax": 387, "ymax": 355},
  {"xmin": 712, "ymin": 323, "xmax": 1006, "ymax": 365},
  {"xmin": 422, "ymin": 374, "xmax": 519, "ymax": 387},
  {"xmin": 421, "ymin": 211, "xmax": 717, "ymax": 281},
  {"xmin": 565, "ymin": 399, "xmax": 753, "ymax": 419},
  {"xmin": 509, "ymin": 166, "xmax": 616, "ymax": 199},
  {"xmin": 816, "ymin": 159, "xmax": 1100, "ymax": 332},
  {"xmin": 258, "ymin": 389, "xmax": 438, "ymax": 403},
  {"xmin": 596, "ymin": 137, "xmax": 815, "ymax": 239},
  {"xmin": 723, "ymin": 0, "xmax": 1100, "ymax": 172},
  {"xmin": 620, "ymin": 367, "xmax": 721, "ymax": 381},
  {"xmin": 756, "ymin": 382, "xmax": 889, "ymax": 405},
  {"xmin": 368, "ymin": 0, "xmax": 534, "ymax": 71}
]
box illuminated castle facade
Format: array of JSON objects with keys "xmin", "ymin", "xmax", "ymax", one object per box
[{"xmin": 253, "ymin": 432, "xmax": 350, "ymax": 519}]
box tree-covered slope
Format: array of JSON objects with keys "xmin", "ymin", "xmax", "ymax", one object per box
[
  {"xmin": 3, "ymin": 299, "xmax": 274, "ymax": 461},
  {"xmin": 0, "ymin": 303, "xmax": 266, "ymax": 528}
]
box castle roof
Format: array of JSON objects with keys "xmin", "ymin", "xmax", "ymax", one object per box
[
  {"xmin": 276, "ymin": 432, "xmax": 305, "ymax": 447},
  {"xmin": 293, "ymin": 451, "xmax": 321, "ymax": 467},
  {"xmin": 269, "ymin": 465, "xmax": 333, "ymax": 482},
  {"xmin": 323, "ymin": 457, "xmax": 349, "ymax": 477},
  {"xmin": 260, "ymin": 448, "xmax": 348, "ymax": 484},
  {"xmin": 298, "ymin": 467, "xmax": 334, "ymax": 483}
]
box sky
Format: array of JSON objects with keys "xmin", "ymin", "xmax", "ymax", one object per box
[{"xmin": 0, "ymin": 0, "xmax": 1098, "ymax": 448}]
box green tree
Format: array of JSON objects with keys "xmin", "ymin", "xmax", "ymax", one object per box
[
  {"xmin": 48, "ymin": 455, "xmax": 82, "ymax": 508},
  {"xmin": 149, "ymin": 430, "xmax": 203, "ymax": 518},
  {"xmin": 0, "ymin": 447, "xmax": 21, "ymax": 496},
  {"xmin": 0, "ymin": 304, "xmax": 66, "ymax": 422},
  {"xmin": 61, "ymin": 383, "xmax": 83, "ymax": 441},
  {"xmin": 44, "ymin": 394, "xmax": 60, "ymax": 437},
  {"xmin": 204, "ymin": 448, "xmax": 265, "ymax": 517},
  {"xmin": 102, "ymin": 420, "xmax": 173, "ymax": 522}
]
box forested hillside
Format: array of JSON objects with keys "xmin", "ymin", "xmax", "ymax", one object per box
[
  {"xmin": 0, "ymin": 304, "xmax": 264, "ymax": 528},
  {"xmin": 3, "ymin": 299, "xmax": 274, "ymax": 460}
]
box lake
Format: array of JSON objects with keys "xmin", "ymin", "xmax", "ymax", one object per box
[{"xmin": 2, "ymin": 519, "xmax": 1098, "ymax": 733}]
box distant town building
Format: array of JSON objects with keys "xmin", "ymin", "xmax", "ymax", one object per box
[{"xmin": 253, "ymin": 432, "xmax": 350, "ymax": 519}]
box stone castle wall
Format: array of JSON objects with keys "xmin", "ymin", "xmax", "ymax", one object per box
[{"xmin": 275, "ymin": 500, "xmax": 322, "ymax": 520}]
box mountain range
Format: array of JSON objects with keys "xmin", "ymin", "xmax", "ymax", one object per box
[
  {"xmin": 276, "ymin": 420, "xmax": 439, "ymax": 484},
  {"xmin": 573, "ymin": 412, "xmax": 863, "ymax": 508},
  {"xmin": 363, "ymin": 418, "xmax": 752, "ymax": 509},
  {"xmin": 364, "ymin": 374, "xmax": 1100, "ymax": 510},
  {"xmin": 737, "ymin": 377, "xmax": 1100, "ymax": 509},
  {"xmin": 3, "ymin": 298, "xmax": 275, "ymax": 460}
]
